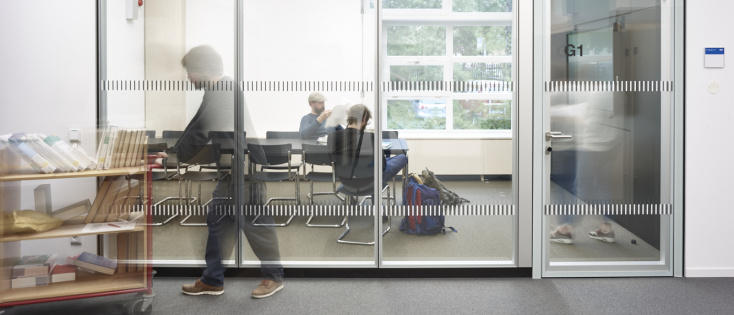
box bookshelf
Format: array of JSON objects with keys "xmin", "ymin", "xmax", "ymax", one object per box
[{"xmin": 0, "ymin": 146, "xmax": 152, "ymax": 307}]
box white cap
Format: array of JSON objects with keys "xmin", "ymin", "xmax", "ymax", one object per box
[{"xmin": 308, "ymin": 92, "xmax": 327, "ymax": 103}]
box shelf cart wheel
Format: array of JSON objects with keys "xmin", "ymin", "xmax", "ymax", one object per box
[{"xmin": 125, "ymin": 292, "xmax": 155, "ymax": 315}]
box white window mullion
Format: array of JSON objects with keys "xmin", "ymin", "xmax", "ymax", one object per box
[{"xmin": 445, "ymin": 24, "xmax": 454, "ymax": 131}]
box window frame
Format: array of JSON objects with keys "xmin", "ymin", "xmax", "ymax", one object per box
[{"xmin": 381, "ymin": 8, "xmax": 514, "ymax": 138}]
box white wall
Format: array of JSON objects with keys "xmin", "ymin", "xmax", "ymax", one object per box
[
  {"xmin": 0, "ymin": 1, "xmax": 99, "ymax": 256},
  {"xmin": 106, "ymin": 0, "xmax": 146, "ymax": 129},
  {"xmin": 241, "ymin": 0, "xmax": 372, "ymax": 137},
  {"xmin": 685, "ymin": 0, "xmax": 734, "ymax": 277}
]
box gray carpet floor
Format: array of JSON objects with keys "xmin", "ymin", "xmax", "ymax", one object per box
[{"xmin": 5, "ymin": 277, "xmax": 734, "ymax": 314}]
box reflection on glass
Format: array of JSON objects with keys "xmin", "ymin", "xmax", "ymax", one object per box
[
  {"xmin": 544, "ymin": 1, "xmax": 669, "ymax": 268},
  {"xmin": 454, "ymin": 63, "xmax": 511, "ymax": 82},
  {"xmin": 387, "ymin": 99, "xmax": 446, "ymax": 130},
  {"xmin": 452, "ymin": 99, "xmax": 510, "ymax": 130},
  {"xmin": 390, "ymin": 65, "xmax": 444, "ymax": 82},
  {"xmin": 453, "ymin": 26, "xmax": 512, "ymax": 56},
  {"xmin": 387, "ymin": 26, "xmax": 446, "ymax": 56},
  {"xmin": 453, "ymin": 0, "xmax": 512, "ymax": 12},
  {"xmin": 383, "ymin": 0, "xmax": 442, "ymax": 9}
]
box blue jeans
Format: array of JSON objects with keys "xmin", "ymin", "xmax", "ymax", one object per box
[
  {"xmin": 383, "ymin": 154, "xmax": 408, "ymax": 186},
  {"xmin": 200, "ymin": 179, "xmax": 284, "ymax": 287}
]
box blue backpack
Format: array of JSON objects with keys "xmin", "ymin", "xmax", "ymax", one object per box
[{"xmin": 399, "ymin": 176, "xmax": 456, "ymax": 235}]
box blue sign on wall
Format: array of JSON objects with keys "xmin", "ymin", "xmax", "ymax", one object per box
[{"xmin": 705, "ymin": 47, "xmax": 725, "ymax": 68}]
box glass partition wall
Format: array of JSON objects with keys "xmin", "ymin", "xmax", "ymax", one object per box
[
  {"xmin": 100, "ymin": 0, "xmax": 521, "ymax": 269},
  {"xmin": 101, "ymin": 0, "xmax": 238, "ymax": 267},
  {"xmin": 379, "ymin": 1, "xmax": 517, "ymax": 266},
  {"xmin": 99, "ymin": 0, "xmax": 681, "ymax": 275},
  {"xmin": 534, "ymin": 0, "xmax": 682, "ymax": 276}
]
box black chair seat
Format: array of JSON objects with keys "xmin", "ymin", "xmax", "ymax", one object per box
[
  {"xmin": 251, "ymin": 172, "xmax": 293, "ymax": 182},
  {"xmin": 305, "ymin": 172, "xmax": 333, "ymax": 182},
  {"xmin": 181, "ymin": 171, "xmax": 220, "ymax": 181}
]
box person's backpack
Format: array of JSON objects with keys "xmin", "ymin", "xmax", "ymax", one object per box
[{"xmin": 399, "ymin": 175, "xmax": 457, "ymax": 235}]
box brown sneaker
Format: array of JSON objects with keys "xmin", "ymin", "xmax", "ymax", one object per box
[
  {"xmin": 251, "ymin": 279, "xmax": 283, "ymax": 298},
  {"xmin": 182, "ymin": 279, "xmax": 224, "ymax": 296}
]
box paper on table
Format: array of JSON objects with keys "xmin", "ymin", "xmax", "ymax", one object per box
[{"xmin": 81, "ymin": 222, "xmax": 135, "ymax": 233}]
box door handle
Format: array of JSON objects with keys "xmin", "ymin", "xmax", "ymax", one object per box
[{"xmin": 545, "ymin": 131, "xmax": 573, "ymax": 141}]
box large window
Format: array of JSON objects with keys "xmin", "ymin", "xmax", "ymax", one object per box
[{"xmin": 382, "ymin": 0, "xmax": 513, "ymax": 134}]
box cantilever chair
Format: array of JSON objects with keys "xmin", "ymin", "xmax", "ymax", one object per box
[
  {"xmin": 199, "ymin": 131, "xmax": 240, "ymax": 180},
  {"xmin": 247, "ymin": 143, "xmax": 300, "ymax": 227},
  {"xmin": 302, "ymin": 143, "xmax": 345, "ymax": 227},
  {"xmin": 178, "ymin": 144, "xmax": 223, "ymax": 226},
  {"xmin": 382, "ymin": 130, "xmax": 400, "ymax": 203},
  {"xmin": 147, "ymin": 142, "xmax": 196, "ymax": 226},
  {"xmin": 331, "ymin": 133, "xmax": 391, "ymax": 245}
]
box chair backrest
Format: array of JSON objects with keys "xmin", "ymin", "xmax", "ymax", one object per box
[
  {"xmin": 208, "ymin": 131, "xmax": 244, "ymax": 150},
  {"xmin": 178, "ymin": 144, "xmax": 219, "ymax": 166},
  {"xmin": 247, "ymin": 143, "xmax": 291, "ymax": 166},
  {"xmin": 162, "ymin": 130, "xmax": 184, "ymax": 139},
  {"xmin": 147, "ymin": 142, "xmax": 168, "ymax": 153},
  {"xmin": 383, "ymin": 130, "xmax": 398, "ymax": 139},
  {"xmin": 302, "ymin": 143, "xmax": 331, "ymax": 166},
  {"xmin": 330, "ymin": 131, "xmax": 376, "ymax": 194},
  {"xmin": 145, "ymin": 130, "xmax": 156, "ymax": 139},
  {"xmin": 266, "ymin": 131, "xmax": 301, "ymax": 140}
]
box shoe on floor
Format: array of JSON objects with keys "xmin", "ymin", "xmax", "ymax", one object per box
[
  {"xmin": 550, "ymin": 227, "xmax": 573, "ymax": 244},
  {"xmin": 182, "ymin": 279, "xmax": 224, "ymax": 296},
  {"xmin": 252, "ymin": 279, "xmax": 283, "ymax": 298},
  {"xmin": 589, "ymin": 226, "xmax": 616, "ymax": 243}
]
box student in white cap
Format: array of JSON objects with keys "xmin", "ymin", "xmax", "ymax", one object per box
[{"xmin": 299, "ymin": 92, "xmax": 343, "ymax": 139}]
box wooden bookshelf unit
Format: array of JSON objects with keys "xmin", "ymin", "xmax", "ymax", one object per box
[{"xmin": 0, "ymin": 147, "xmax": 153, "ymax": 309}]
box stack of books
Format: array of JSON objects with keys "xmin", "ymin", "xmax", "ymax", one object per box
[
  {"xmin": 11, "ymin": 254, "xmax": 57, "ymax": 288},
  {"xmin": 0, "ymin": 133, "xmax": 97, "ymax": 174},
  {"xmin": 94, "ymin": 125, "xmax": 148, "ymax": 170}
]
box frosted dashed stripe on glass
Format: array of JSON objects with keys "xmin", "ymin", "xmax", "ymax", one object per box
[
  {"xmin": 544, "ymin": 204, "xmax": 672, "ymax": 216},
  {"xmin": 101, "ymin": 80, "xmax": 514, "ymax": 93},
  {"xmin": 544, "ymin": 80, "xmax": 674, "ymax": 92},
  {"xmin": 241, "ymin": 81, "xmax": 374, "ymax": 92},
  {"xmin": 148, "ymin": 204, "xmax": 516, "ymax": 217},
  {"xmin": 381, "ymin": 81, "xmax": 514, "ymax": 93},
  {"xmin": 101, "ymin": 80, "xmax": 234, "ymax": 91}
]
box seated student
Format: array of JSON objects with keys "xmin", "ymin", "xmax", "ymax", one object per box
[
  {"xmin": 299, "ymin": 92, "xmax": 343, "ymax": 139},
  {"xmin": 328, "ymin": 104, "xmax": 407, "ymax": 187}
]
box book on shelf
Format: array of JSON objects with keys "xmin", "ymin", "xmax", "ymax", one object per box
[
  {"xmin": 2, "ymin": 133, "xmax": 56, "ymax": 173},
  {"xmin": 43, "ymin": 134, "xmax": 89, "ymax": 171},
  {"xmin": 106, "ymin": 179, "xmax": 140, "ymax": 222},
  {"xmin": 84, "ymin": 179, "xmax": 112, "ymax": 224},
  {"xmin": 53, "ymin": 199, "xmax": 91, "ymax": 224},
  {"xmin": 11, "ymin": 274, "xmax": 49, "ymax": 288},
  {"xmin": 29, "ymin": 133, "xmax": 78, "ymax": 172},
  {"xmin": 125, "ymin": 130, "xmax": 140, "ymax": 167},
  {"xmin": 117, "ymin": 233, "xmax": 129, "ymax": 273},
  {"xmin": 66, "ymin": 253, "xmax": 81, "ymax": 265},
  {"xmin": 12, "ymin": 254, "xmax": 57, "ymax": 278},
  {"xmin": 95, "ymin": 124, "xmax": 111, "ymax": 170},
  {"xmin": 130, "ymin": 129, "xmax": 145, "ymax": 167},
  {"xmin": 70, "ymin": 141, "xmax": 98, "ymax": 170},
  {"xmin": 115, "ymin": 130, "xmax": 131, "ymax": 168},
  {"xmin": 50, "ymin": 264, "xmax": 77, "ymax": 283},
  {"xmin": 111, "ymin": 179, "xmax": 141, "ymax": 222},
  {"xmin": 73, "ymin": 252, "xmax": 117, "ymax": 275},
  {"xmin": 103, "ymin": 125, "xmax": 120, "ymax": 170},
  {"xmin": 92, "ymin": 176, "xmax": 127, "ymax": 223}
]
